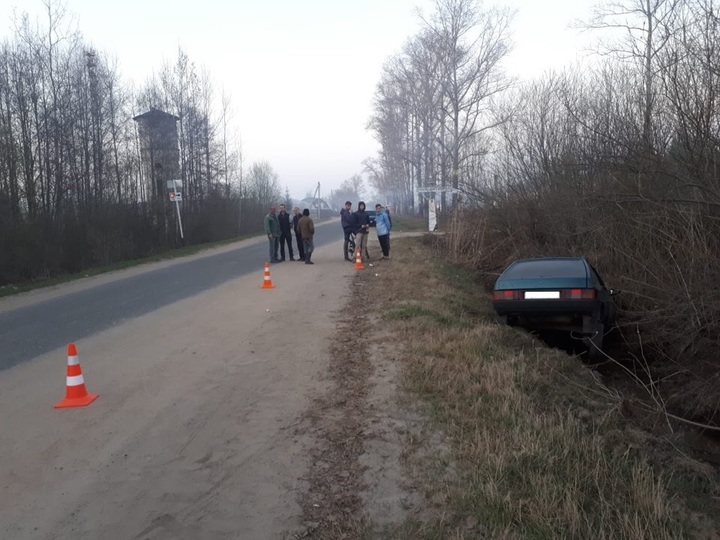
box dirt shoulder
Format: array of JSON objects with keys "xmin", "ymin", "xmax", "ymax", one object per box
[{"xmin": 289, "ymin": 233, "xmax": 425, "ymax": 539}]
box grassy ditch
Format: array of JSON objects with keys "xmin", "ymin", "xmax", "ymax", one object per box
[{"xmin": 363, "ymin": 236, "xmax": 719, "ymax": 539}]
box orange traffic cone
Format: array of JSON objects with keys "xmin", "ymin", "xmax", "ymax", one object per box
[
  {"xmin": 54, "ymin": 343, "xmax": 99, "ymax": 408},
  {"xmin": 260, "ymin": 261, "xmax": 275, "ymax": 289},
  {"xmin": 354, "ymin": 249, "xmax": 364, "ymax": 270}
]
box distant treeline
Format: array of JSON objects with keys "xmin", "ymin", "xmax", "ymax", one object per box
[{"xmin": 0, "ymin": 3, "xmax": 283, "ymax": 285}]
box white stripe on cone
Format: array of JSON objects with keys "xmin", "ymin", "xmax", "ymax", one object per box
[
  {"xmin": 68, "ymin": 355, "xmax": 80, "ymax": 366},
  {"xmin": 66, "ymin": 375, "xmax": 85, "ymax": 386}
]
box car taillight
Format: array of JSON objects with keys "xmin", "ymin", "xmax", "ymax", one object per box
[
  {"xmin": 562, "ymin": 289, "xmax": 596, "ymax": 299},
  {"xmin": 493, "ymin": 290, "xmax": 519, "ymax": 300}
]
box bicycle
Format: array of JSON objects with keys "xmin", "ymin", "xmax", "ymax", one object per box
[
  {"xmin": 346, "ymin": 231, "xmax": 370, "ymax": 261},
  {"xmin": 346, "ymin": 232, "xmax": 357, "ymax": 260}
]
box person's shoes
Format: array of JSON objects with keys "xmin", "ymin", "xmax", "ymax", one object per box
[
  {"xmin": 344, "ymin": 257, "xmax": 351, "ymax": 262},
  {"xmin": 270, "ymin": 259, "xmax": 280, "ymax": 263},
  {"xmin": 290, "ymin": 257, "xmax": 296, "ymax": 261},
  {"xmin": 305, "ymin": 261, "xmax": 314, "ymax": 265},
  {"xmin": 299, "ymin": 257, "xmax": 305, "ymax": 262},
  {"xmin": 382, "ymin": 256, "xmax": 389, "ymax": 260},
  {"xmin": 280, "ymin": 257, "xmax": 285, "ymax": 262}
]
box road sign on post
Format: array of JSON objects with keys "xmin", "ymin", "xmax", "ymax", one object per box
[
  {"xmin": 167, "ymin": 179, "xmax": 184, "ymax": 240},
  {"xmin": 417, "ymin": 187, "xmax": 458, "ymax": 232}
]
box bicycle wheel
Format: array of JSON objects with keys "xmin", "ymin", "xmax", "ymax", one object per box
[{"xmin": 347, "ymin": 236, "xmax": 357, "ymax": 259}]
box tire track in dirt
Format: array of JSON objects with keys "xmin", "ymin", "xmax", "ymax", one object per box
[{"xmin": 291, "ymin": 262, "xmax": 422, "ymax": 539}]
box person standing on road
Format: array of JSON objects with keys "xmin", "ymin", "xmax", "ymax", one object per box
[
  {"xmin": 277, "ymin": 203, "xmax": 295, "ymax": 261},
  {"xmin": 353, "ymin": 201, "xmax": 371, "ymax": 261},
  {"xmin": 298, "ymin": 208, "xmax": 315, "ymax": 265},
  {"xmin": 292, "ymin": 206, "xmax": 305, "ymax": 262},
  {"xmin": 375, "ymin": 203, "xmax": 392, "ymax": 259},
  {"xmin": 340, "ymin": 201, "xmax": 354, "ymax": 261},
  {"xmin": 264, "ymin": 205, "xmax": 281, "ymax": 263}
]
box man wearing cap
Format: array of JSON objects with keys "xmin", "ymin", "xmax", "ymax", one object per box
[{"xmin": 298, "ymin": 208, "xmax": 315, "ymax": 265}]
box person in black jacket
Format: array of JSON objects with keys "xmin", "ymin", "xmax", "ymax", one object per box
[
  {"xmin": 353, "ymin": 201, "xmax": 371, "ymax": 261},
  {"xmin": 292, "ymin": 206, "xmax": 305, "ymax": 261},
  {"xmin": 277, "ymin": 203, "xmax": 295, "ymax": 261},
  {"xmin": 340, "ymin": 200, "xmax": 354, "ymax": 261}
]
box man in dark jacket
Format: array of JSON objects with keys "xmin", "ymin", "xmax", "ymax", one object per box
[
  {"xmin": 292, "ymin": 206, "xmax": 305, "ymax": 261},
  {"xmin": 277, "ymin": 203, "xmax": 295, "ymax": 261},
  {"xmin": 353, "ymin": 201, "xmax": 371, "ymax": 262},
  {"xmin": 340, "ymin": 201, "xmax": 354, "ymax": 261}
]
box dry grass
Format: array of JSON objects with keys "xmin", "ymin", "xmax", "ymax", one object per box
[{"xmin": 363, "ymin": 236, "xmax": 720, "ymax": 539}]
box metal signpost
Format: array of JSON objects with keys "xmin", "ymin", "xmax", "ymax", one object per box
[
  {"xmin": 167, "ymin": 179, "xmax": 184, "ymax": 240},
  {"xmin": 312, "ymin": 182, "xmax": 321, "ymax": 219},
  {"xmin": 415, "ymin": 186, "xmax": 460, "ymax": 232},
  {"xmin": 417, "ymin": 187, "xmax": 459, "ymax": 232},
  {"xmin": 428, "ymin": 199, "xmax": 437, "ymax": 232}
]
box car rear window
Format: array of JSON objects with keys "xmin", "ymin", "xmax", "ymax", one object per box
[{"xmin": 503, "ymin": 259, "xmax": 587, "ymax": 279}]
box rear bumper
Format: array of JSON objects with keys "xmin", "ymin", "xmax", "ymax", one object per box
[
  {"xmin": 493, "ymin": 299, "xmax": 601, "ymax": 317},
  {"xmin": 493, "ymin": 299, "xmax": 606, "ymax": 332}
]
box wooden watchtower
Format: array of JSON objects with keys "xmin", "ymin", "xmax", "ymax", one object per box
[{"xmin": 133, "ymin": 108, "xmax": 180, "ymax": 201}]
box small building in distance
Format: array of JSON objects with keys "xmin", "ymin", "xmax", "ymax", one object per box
[{"xmin": 300, "ymin": 197, "xmax": 335, "ymax": 219}]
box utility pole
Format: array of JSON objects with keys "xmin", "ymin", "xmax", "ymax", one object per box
[{"xmin": 312, "ymin": 182, "xmax": 321, "ymax": 219}]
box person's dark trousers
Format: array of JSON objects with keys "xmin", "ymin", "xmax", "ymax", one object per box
[
  {"xmin": 303, "ymin": 239, "xmax": 314, "ymax": 264},
  {"xmin": 378, "ymin": 234, "xmax": 390, "ymax": 257},
  {"xmin": 295, "ymin": 233, "xmax": 305, "ymax": 260},
  {"xmin": 343, "ymin": 229, "xmax": 352, "ymax": 260},
  {"xmin": 279, "ymin": 233, "xmax": 294, "ymax": 260}
]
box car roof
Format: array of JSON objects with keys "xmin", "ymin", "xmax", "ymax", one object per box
[{"xmin": 495, "ymin": 257, "xmax": 592, "ymax": 289}]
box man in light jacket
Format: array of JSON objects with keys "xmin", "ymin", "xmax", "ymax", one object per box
[{"xmin": 374, "ymin": 203, "xmax": 392, "ymax": 259}]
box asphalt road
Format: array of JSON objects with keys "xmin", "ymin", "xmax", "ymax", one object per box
[{"xmin": 0, "ymin": 219, "xmax": 345, "ymax": 371}]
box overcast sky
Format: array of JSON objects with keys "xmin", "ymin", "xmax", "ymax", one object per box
[{"xmin": 1, "ymin": 0, "xmax": 599, "ymax": 199}]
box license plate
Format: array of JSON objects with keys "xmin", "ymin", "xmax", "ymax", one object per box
[{"xmin": 524, "ymin": 291, "xmax": 560, "ymax": 299}]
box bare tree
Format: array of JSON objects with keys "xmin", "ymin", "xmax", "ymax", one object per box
[
  {"xmin": 369, "ymin": 0, "xmax": 514, "ymax": 212},
  {"xmin": 584, "ymin": 0, "xmax": 681, "ymax": 149},
  {"xmin": 422, "ymin": 0, "xmax": 514, "ymax": 206},
  {"xmin": 327, "ymin": 174, "xmax": 366, "ymax": 210},
  {"xmin": 245, "ymin": 161, "xmax": 281, "ymax": 208}
]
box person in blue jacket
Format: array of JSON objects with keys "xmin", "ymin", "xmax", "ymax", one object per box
[{"xmin": 374, "ymin": 203, "xmax": 392, "ymax": 259}]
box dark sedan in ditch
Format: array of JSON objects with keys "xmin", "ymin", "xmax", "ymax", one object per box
[{"xmin": 492, "ymin": 257, "xmax": 618, "ymax": 359}]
